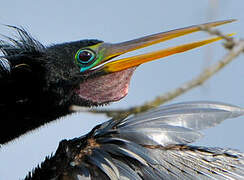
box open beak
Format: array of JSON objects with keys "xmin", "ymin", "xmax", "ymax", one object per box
[{"xmin": 94, "ymin": 20, "xmax": 235, "ymax": 73}]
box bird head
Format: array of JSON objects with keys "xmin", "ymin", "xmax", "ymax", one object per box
[{"xmin": 0, "ymin": 20, "xmax": 234, "ymax": 108}]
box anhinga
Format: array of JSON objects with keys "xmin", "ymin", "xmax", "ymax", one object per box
[
  {"xmin": 0, "ymin": 20, "xmax": 233, "ymax": 144},
  {"xmin": 1, "ymin": 20, "xmax": 244, "ymax": 179}
]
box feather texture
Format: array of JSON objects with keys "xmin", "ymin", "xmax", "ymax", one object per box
[{"xmin": 26, "ymin": 101, "xmax": 244, "ymax": 180}]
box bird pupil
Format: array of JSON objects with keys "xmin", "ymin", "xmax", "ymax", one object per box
[{"xmin": 79, "ymin": 51, "xmax": 92, "ymax": 63}]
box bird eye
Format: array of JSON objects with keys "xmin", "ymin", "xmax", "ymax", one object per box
[{"xmin": 75, "ymin": 49, "xmax": 96, "ymax": 65}]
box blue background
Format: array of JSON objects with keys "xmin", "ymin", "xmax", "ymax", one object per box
[{"xmin": 0, "ymin": 1, "xmax": 244, "ymax": 179}]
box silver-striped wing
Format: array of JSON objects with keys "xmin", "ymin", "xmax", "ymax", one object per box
[{"xmin": 26, "ymin": 101, "xmax": 244, "ymax": 180}]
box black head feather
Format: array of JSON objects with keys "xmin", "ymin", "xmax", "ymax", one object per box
[
  {"xmin": 0, "ymin": 26, "xmax": 103, "ymax": 143},
  {"xmin": 0, "ymin": 25, "xmax": 134, "ymax": 144}
]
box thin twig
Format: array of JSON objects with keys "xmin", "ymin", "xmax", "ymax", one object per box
[
  {"xmin": 71, "ymin": 29, "xmax": 244, "ymax": 120},
  {"xmin": 199, "ymin": 25, "xmax": 236, "ymax": 49}
]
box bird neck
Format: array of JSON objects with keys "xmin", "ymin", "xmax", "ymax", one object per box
[{"xmin": 0, "ymin": 67, "xmax": 72, "ymax": 144}]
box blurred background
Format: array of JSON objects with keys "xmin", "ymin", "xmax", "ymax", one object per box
[{"xmin": 0, "ymin": 0, "xmax": 244, "ymax": 179}]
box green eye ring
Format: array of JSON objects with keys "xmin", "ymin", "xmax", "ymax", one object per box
[
  {"xmin": 75, "ymin": 44, "xmax": 105, "ymax": 73},
  {"xmin": 75, "ymin": 49, "xmax": 96, "ymax": 66}
]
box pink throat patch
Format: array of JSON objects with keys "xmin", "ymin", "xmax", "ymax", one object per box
[{"xmin": 75, "ymin": 68, "xmax": 136, "ymax": 104}]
